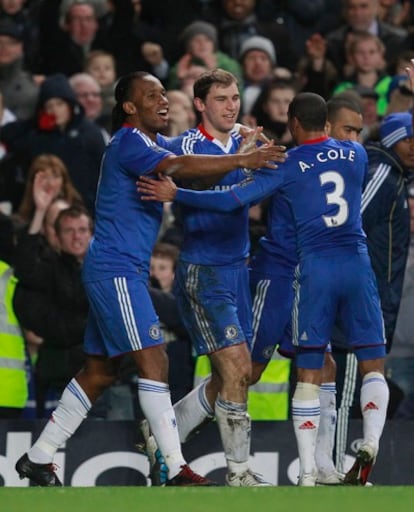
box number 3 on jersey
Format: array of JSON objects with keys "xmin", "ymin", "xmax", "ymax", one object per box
[{"xmin": 319, "ymin": 171, "xmax": 349, "ymax": 227}]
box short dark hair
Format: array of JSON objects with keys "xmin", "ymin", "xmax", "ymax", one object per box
[
  {"xmin": 193, "ymin": 68, "xmax": 238, "ymax": 102},
  {"xmin": 288, "ymin": 92, "xmax": 327, "ymax": 131},
  {"xmin": 55, "ymin": 204, "xmax": 93, "ymax": 234},
  {"xmin": 327, "ymin": 96, "xmax": 362, "ymax": 123}
]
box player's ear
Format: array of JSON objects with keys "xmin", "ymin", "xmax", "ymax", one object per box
[
  {"xmin": 123, "ymin": 101, "xmax": 136, "ymax": 115},
  {"xmin": 326, "ymin": 121, "xmax": 332, "ymax": 136},
  {"xmin": 193, "ymin": 97, "xmax": 205, "ymax": 114}
]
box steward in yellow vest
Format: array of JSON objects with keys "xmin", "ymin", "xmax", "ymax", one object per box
[
  {"xmin": 0, "ymin": 260, "xmax": 28, "ymax": 417},
  {"xmin": 193, "ymin": 351, "xmax": 290, "ymax": 420}
]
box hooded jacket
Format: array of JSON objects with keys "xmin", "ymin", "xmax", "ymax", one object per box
[{"xmin": 0, "ymin": 73, "xmax": 106, "ymax": 214}]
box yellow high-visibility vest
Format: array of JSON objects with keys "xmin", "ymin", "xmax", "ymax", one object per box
[
  {"xmin": 0, "ymin": 261, "xmax": 28, "ymax": 408},
  {"xmin": 193, "ymin": 351, "xmax": 290, "ymax": 420}
]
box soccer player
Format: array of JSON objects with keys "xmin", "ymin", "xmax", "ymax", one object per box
[
  {"xmin": 14, "ymin": 71, "xmax": 285, "ymax": 487},
  {"xmin": 138, "ymin": 92, "xmax": 389, "ymax": 487},
  {"xmin": 140, "ymin": 68, "xmax": 276, "ymax": 487},
  {"xmin": 248, "ymin": 96, "xmax": 364, "ymax": 485}
]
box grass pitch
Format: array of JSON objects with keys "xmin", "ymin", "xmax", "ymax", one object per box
[{"xmin": 2, "ymin": 486, "xmax": 414, "ymax": 512}]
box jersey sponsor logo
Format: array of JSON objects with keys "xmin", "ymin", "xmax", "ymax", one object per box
[
  {"xmin": 224, "ymin": 325, "xmax": 239, "ymax": 340},
  {"xmin": 149, "ymin": 325, "xmax": 161, "ymax": 340}
]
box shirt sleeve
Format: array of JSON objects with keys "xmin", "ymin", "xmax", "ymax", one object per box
[{"xmin": 175, "ymin": 167, "xmax": 283, "ymax": 212}]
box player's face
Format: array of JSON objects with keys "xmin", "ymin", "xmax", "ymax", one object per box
[
  {"xmin": 195, "ymin": 82, "xmax": 240, "ymax": 138},
  {"xmin": 393, "ymin": 137, "xmax": 414, "ymax": 168},
  {"xmin": 129, "ymin": 76, "xmax": 169, "ymax": 135},
  {"xmin": 328, "ymin": 108, "xmax": 363, "ymax": 141}
]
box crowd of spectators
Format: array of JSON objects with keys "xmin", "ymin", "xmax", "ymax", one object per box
[{"xmin": 1, "ymin": 0, "xmax": 414, "ymax": 421}]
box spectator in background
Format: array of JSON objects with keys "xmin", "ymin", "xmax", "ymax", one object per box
[
  {"xmin": 168, "ymin": 21, "xmax": 242, "ymax": 91},
  {"xmin": 0, "ymin": 257, "xmax": 28, "ymax": 418},
  {"xmin": 0, "ymin": 19, "xmax": 39, "ymax": 120},
  {"xmin": 255, "ymin": 0, "xmax": 326, "ymax": 57},
  {"xmin": 84, "ymin": 49, "xmax": 116, "ymax": 118},
  {"xmin": 14, "ymin": 153, "xmax": 83, "ymax": 230},
  {"xmin": 246, "ymin": 78, "xmax": 299, "ymax": 147},
  {"xmin": 213, "ymin": 0, "xmax": 298, "ymax": 73},
  {"xmin": 385, "ymin": 186, "xmax": 414, "ymax": 419},
  {"xmin": 150, "ymin": 242, "xmax": 179, "ymax": 294},
  {"xmin": 37, "ymin": 0, "xmax": 106, "ymax": 76},
  {"xmin": 325, "ymin": 0, "xmax": 409, "ymax": 80},
  {"xmin": 13, "ymin": 204, "xmax": 93, "ymax": 418},
  {"xmin": 99, "ymin": 0, "xmax": 169, "ymax": 80},
  {"xmin": 164, "ymin": 89, "xmax": 197, "ymax": 137},
  {"xmin": 238, "ymin": 35, "xmax": 280, "ymax": 116},
  {"xmin": 69, "ymin": 71, "xmax": 111, "ymax": 138},
  {"xmin": 332, "ymin": 32, "xmax": 392, "ymax": 118},
  {"xmin": 0, "ymin": 0, "xmax": 41, "ymax": 72},
  {"xmin": 0, "ymin": 73, "xmax": 107, "ymax": 214},
  {"xmin": 150, "ymin": 242, "xmax": 194, "ymax": 404}
]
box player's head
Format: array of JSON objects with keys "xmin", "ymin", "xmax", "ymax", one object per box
[
  {"xmin": 327, "ymin": 97, "xmax": 363, "ymax": 141},
  {"xmin": 287, "ymin": 92, "xmax": 327, "ymax": 142},
  {"xmin": 379, "ymin": 112, "xmax": 414, "ymax": 168},
  {"xmin": 193, "ymin": 68, "xmax": 239, "ymax": 103},
  {"xmin": 193, "ymin": 68, "xmax": 240, "ymax": 135},
  {"xmin": 111, "ymin": 71, "xmax": 168, "ymax": 136}
]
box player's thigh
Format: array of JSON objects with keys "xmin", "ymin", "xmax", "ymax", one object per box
[
  {"xmin": 83, "ymin": 275, "xmax": 164, "ymax": 357},
  {"xmin": 339, "ymin": 254, "xmax": 386, "ymax": 352},
  {"xmin": 174, "ymin": 261, "xmax": 248, "ymax": 355},
  {"xmin": 293, "ymin": 257, "xmax": 337, "ymax": 348},
  {"xmin": 250, "ymin": 270, "xmax": 295, "ymax": 363}
]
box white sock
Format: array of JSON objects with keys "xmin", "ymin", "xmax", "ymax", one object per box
[
  {"xmin": 138, "ymin": 378, "xmax": 185, "ymax": 478},
  {"xmin": 215, "ymin": 394, "xmax": 250, "ymax": 474},
  {"xmin": 315, "ymin": 382, "xmax": 337, "ymax": 474},
  {"xmin": 174, "ymin": 379, "xmax": 214, "ymax": 443},
  {"xmin": 292, "ymin": 382, "xmax": 320, "ymax": 475},
  {"xmin": 28, "ymin": 378, "xmax": 91, "ymax": 464},
  {"xmin": 360, "ymin": 372, "xmax": 389, "ymax": 455}
]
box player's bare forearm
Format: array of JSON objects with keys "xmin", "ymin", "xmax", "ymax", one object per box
[
  {"xmin": 156, "ymin": 143, "xmax": 286, "ymax": 179},
  {"xmin": 138, "ymin": 173, "xmax": 177, "ymax": 202}
]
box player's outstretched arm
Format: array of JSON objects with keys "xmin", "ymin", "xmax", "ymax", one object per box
[
  {"xmin": 138, "ymin": 168, "xmax": 282, "ymax": 212},
  {"xmin": 154, "ymin": 141, "xmax": 285, "ymax": 180}
]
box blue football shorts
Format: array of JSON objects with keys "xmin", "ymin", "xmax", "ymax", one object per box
[
  {"xmin": 83, "ymin": 274, "xmax": 164, "ymax": 358},
  {"xmin": 250, "ymin": 263, "xmax": 296, "ymax": 363},
  {"xmin": 174, "ymin": 259, "xmax": 252, "ymax": 356},
  {"xmin": 293, "ymin": 249, "xmax": 386, "ymax": 369}
]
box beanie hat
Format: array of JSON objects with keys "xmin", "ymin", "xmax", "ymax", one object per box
[
  {"xmin": 239, "ymin": 35, "xmax": 276, "ymax": 65},
  {"xmin": 180, "ymin": 21, "xmax": 218, "ymax": 51},
  {"xmin": 380, "ymin": 112, "xmax": 413, "ymax": 148},
  {"xmin": 37, "ymin": 73, "xmax": 80, "ymax": 109}
]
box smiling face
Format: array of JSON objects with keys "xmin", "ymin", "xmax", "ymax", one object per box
[
  {"xmin": 125, "ymin": 75, "xmax": 169, "ymax": 138},
  {"xmin": 194, "ymin": 82, "xmax": 240, "ymax": 141}
]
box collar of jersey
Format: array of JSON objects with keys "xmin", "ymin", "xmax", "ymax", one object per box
[
  {"xmin": 197, "ymin": 123, "xmax": 214, "ymax": 140},
  {"xmin": 302, "ymin": 135, "xmax": 329, "ymax": 145},
  {"xmin": 122, "ymin": 123, "xmax": 135, "ymax": 128}
]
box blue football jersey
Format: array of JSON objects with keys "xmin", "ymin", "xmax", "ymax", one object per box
[
  {"xmin": 83, "ymin": 126, "xmax": 174, "ymax": 281},
  {"xmin": 158, "ymin": 125, "xmax": 253, "ymax": 265},
  {"xmin": 175, "ymin": 137, "xmax": 369, "ymax": 258}
]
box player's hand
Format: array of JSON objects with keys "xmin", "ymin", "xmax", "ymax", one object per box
[
  {"xmin": 240, "ymin": 139, "xmax": 287, "ymax": 170},
  {"xmin": 236, "ymin": 124, "xmax": 271, "ymax": 148},
  {"xmin": 137, "ymin": 173, "xmax": 177, "ymax": 202}
]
